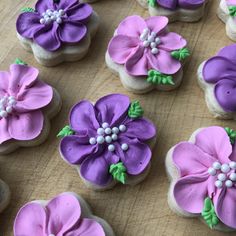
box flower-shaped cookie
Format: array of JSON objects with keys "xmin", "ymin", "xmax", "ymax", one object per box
[
  {"xmin": 218, "ymin": 0, "xmax": 236, "ymax": 41},
  {"xmin": 14, "ymin": 192, "xmax": 115, "ymax": 236},
  {"xmin": 106, "ymin": 15, "xmax": 189, "ymax": 94},
  {"xmin": 137, "ymin": 0, "xmax": 207, "ymax": 22},
  {"xmin": 58, "ymin": 94, "xmax": 156, "ymax": 190},
  {"xmin": 0, "ymin": 179, "xmax": 10, "ymax": 213},
  {"xmin": 166, "ymin": 126, "xmax": 236, "ymax": 231},
  {"xmin": 0, "ymin": 62, "xmax": 61, "ymax": 153},
  {"xmin": 16, "ymin": 0, "xmax": 99, "ymax": 66},
  {"xmin": 198, "ymin": 44, "xmax": 236, "ymax": 119}
]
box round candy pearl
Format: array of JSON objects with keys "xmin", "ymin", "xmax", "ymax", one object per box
[
  {"xmin": 213, "ymin": 161, "xmax": 221, "ymax": 170},
  {"xmin": 155, "ymin": 37, "xmax": 161, "ymax": 44},
  {"xmin": 208, "ymin": 167, "xmax": 216, "ymax": 176},
  {"xmin": 89, "ymin": 137, "xmax": 96, "ymax": 145},
  {"xmin": 151, "ymin": 31, "xmax": 157, "ymax": 37},
  {"xmin": 225, "ymin": 180, "xmax": 233, "ymax": 188},
  {"xmin": 121, "ymin": 143, "xmax": 129, "ymax": 151},
  {"xmin": 143, "ymin": 28, "xmax": 149, "ymax": 34},
  {"xmin": 105, "ymin": 128, "xmax": 112, "ymax": 135},
  {"xmin": 102, "ymin": 122, "xmax": 109, "ymax": 129},
  {"xmin": 108, "ymin": 144, "xmax": 115, "ymax": 152},
  {"xmin": 51, "ymin": 15, "xmax": 57, "ymax": 21},
  {"xmin": 112, "ymin": 127, "xmax": 119, "ymax": 134},
  {"xmin": 40, "ymin": 18, "xmax": 45, "ymax": 24},
  {"xmin": 143, "ymin": 41, "xmax": 150, "ymax": 47},
  {"xmin": 46, "ymin": 9, "xmax": 52, "ymax": 14},
  {"xmin": 0, "ymin": 110, "xmax": 7, "ymax": 118},
  {"xmin": 148, "ymin": 35, "xmax": 154, "ymax": 42},
  {"xmin": 56, "ymin": 18, "xmax": 62, "ymax": 24},
  {"xmin": 229, "ymin": 161, "xmax": 236, "ymax": 170},
  {"xmin": 140, "ymin": 34, "xmax": 147, "ymax": 41},
  {"xmin": 215, "ymin": 180, "xmax": 223, "ymax": 188},
  {"xmin": 119, "ymin": 125, "xmax": 126, "ymax": 132},
  {"xmin": 150, "ymin": 42, "xmax": 157, "ymax": 49},
  {"xmin": 97, "ymin": 128, "xmax": 104, "ymax": 135},
  {"xmin": 151, "ymin": 48, "xmax": 159, "ymax": 54},
  {"xmin": 6, "ymin": 106, "xmax": 12, "ymax": 113},
  {"xmin": 58, "ymin": 9, "xmax": 65, "ymax": 16},
  {"xmin": 112, "ymin": 134, "xmax": 118, "ymax": 141},
  {"xmin": 229, "ymin": 173, "xmax": 236, "ymax": 181},
  {"xmin": 221, "ymin": 163, "xmax": 230, "ymax": 173},
  {"xmin": 217, "ymin": 173, "xmax": 226, "ymax": 182},
  {"xmin": 105, "ymin": 136, "xmax": 112, "ymax": 143},
  {"xmin": 97, "ymin": 136, "xmax": 105, "ymax": 144}
]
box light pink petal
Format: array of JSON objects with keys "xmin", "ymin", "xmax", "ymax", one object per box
[
  {"xmin": 125, "ymin": 46, "xmax": 148, "ymax": 76},
  {"xmin": 0, "ymin": 118, "xmax": 11, "ymax": 144},
  {"xmin": 147, "ymin": 49, "xmax": 181, "ymax": 74},
  {"xmin": 145, "ymin": 16, "xmax": 168, "ymax": 34},
  {"xmin": 117, "ymin": 15, "xmax": 147, "ymax": 38},
  {"xmin": 65, "ymin": 218, "xmax": 105, "ymax": 236},
  {"xmin": 195, "ymin": 126, "xmax": 232, "ymax": 164},
  {"xmin": 47, "ymin": 193, "xmax": 81, "ymax": 235},
  {"xmin": 8, "ymin": 111, "xmax": 44, "ymax": 141},
  {"xmin": 108, "ymin": 35, "xmax": 140, "ymax": 64},
  {"xmin": 14, "ymin": 202, "xmax": 47, "ymax": 236},
  {"xmin": 9, "ymin": 64, "xmax": 39, "ymax": 95},
  {"xmin": 159, "ymin": 32, "xmax": 187, "ymax": 51},
  {"xmin": 0, "ymin": 71, "xmax": 10, "ymax": 96},
  {"xmin": 172, "ymin": 142, "xmax": 215, "ymax": 177}
]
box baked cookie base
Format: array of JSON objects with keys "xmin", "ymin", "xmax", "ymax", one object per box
[
  {"xmin": 105, "ymin": 51, "xmax": 183, "ymax": 94},
  {"xmin": 197, "ymin": 62, "xmax": 235, "ymax": 119},
  {"xmin": 0, "ymin": 88, "xmax": 62, "ymax": 154},
  {"xmin": 165, "ymin": 128, "xmax": 235, "ymax": 232},
  {"xmin": 0, "ymin": 179, "xmax": 10, "ymax": 213},
  {"xmin": 17, "ymin": 12, "xmax": 100, "ymax": 67},
  {"xmin": 217, "ymin": 0, "xmax": 236, "ymax": 41}
]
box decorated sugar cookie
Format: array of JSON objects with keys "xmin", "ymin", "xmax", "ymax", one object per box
[
  {"xmin": 58, "ymin": 94, "xmax": 156, "ymax": 190},
  {"xmin": 0, "ymin": 60, "xmax": 61, "ymax": 154},
  {"xmin": 218, "ymin": 0, "xmax": 236, "ymax": 41},
  {"xmin": 0, "ymin": 179, "xmax": 10, "ymax": 213},
  {"xmin": 137, "ymin": 0, "xmax": 208, "ymax": 22},
  {"xmin": 14, "ymin": 192, "xmax": 115, "ymax": 236},
  {"xmin": 106, "ymin": 15, "xmax": 190, "ymax": 94},
  {"xmin": 166, "ymin": 126, "xmax": 236, "ymax": 231},
  {"xmin": 16, "ymin": 0, "xmax": 99, "ymax": 66},
  {"xmin": 198, "ymin": 44, "xmax": 236, "ymax": 119}
]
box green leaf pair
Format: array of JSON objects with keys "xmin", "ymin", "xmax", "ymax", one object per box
[
  {"xmin": 229, "ymin": 6, "xmax": 236, "ymax": 17},
  {"xmin": 128, "ymin": 101, "xmax": 144, "ymax": 119},
  {"xmin": 109, "ymin": 162, "xmax": 127, "ymax": 184},
  {"xmin": 14, "ymin": 58, "xmax": 27, "ymax": 65},
  {"xmin": 147, "ymin": 0, "xmax": 157, "ymax": 7},
  {"xmin": 57, "ymin": 125, "xmax": 75, "ymax": 138},
  {"xmin": 225, "ymin": 127, "xmax": 236, "ymax": 144},
  {"xmin": 147, "ymin": 70, "xmax": 174, "ymax": 85},
  {"xmin": 21, "ymin": 7, "xmax": 35, "ymax": 13},
  {"xmin": 171, "ymin": 48, "xmax": 190, "ymax": 61}
]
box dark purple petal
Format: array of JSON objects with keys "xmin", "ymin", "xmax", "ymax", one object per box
[
  {"xmin": 35, "ymin": 0, "xmax": 55, "ymax": 14},
  {"xmin": 95, "ymin": 94, "xmax": 130, "ymax": 127},
  {"xmin": 58, "ymin": 22, "xmax": 87, "ymax": 43},
  {"xmin": 178, "ymin": 0, "xmax": 205, "ymax": 9},
  {"xmin": 16, "ymin": 12, "xmax": 44, "ymax": 39},
  {"xmin": 156, "ymin": 0, "xmax": 177, "ymax": 9},
  {"xmin": 67, "ymin": 3, "xmax": 92, "ymax": 22},
  {"xmin": 218, "ymin": 44, "xmax": 236, "ymax": 64},
  {"xmin": 58, "ymin": 0, "xmax": 79, "ymax": 11}
]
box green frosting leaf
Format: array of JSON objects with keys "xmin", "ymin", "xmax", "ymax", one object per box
[
  {"xmin": 147, "ymin": 70, "xmax": 175, "ymax": 85},
  {"xmin": 109, "ymin": 162, "xmax": 127, "ymax": 184},
  {"xmin": 147, "ymin": 0, "xmax": 157, "ymax": 7},
  {"xmin": 21, "ymin": 7, "xmax": 35, "ymax": 12},
  {"xmin": 225, "ymin": 127, "xmax": 236, "ymax": 144},
  {"xmin": 14, "ymin": 58, "xmax": 27, "ymax": 65},
  {"xmin": 128, "ymin": 101, "xmax": 144, "ymax": 119},
  {"xmin": 171, "ymin": 48, "xmax": 190, "ymax": 61},
  {"xmin": 229, "ymin": 6, "xmax": 236, "ymax": 17},
  {"xmin": 201, "ymin": 197, "xmax": 219, "ymax": 229},
  {"xmin": 57, "ymin": 125, "xmax": 75, "ymax": 138}
]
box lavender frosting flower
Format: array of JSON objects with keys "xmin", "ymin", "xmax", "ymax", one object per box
[
  {"xmin": 59, "ymin": 94, "xmax": 156, "ymax": 187},
  {"xmin": 154, "ymin": 0, "xmax": 205, "ymax": 10},
  {"xmin": 16, "ymin": 0, "xmax": 93, "ymax": 51}
]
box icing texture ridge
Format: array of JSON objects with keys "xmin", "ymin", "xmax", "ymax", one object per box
[
  {"xmin": 14, "ymin": 193, "xmax": 106, "ymax": 236},
  {"xmin": 202, "ymin": 44, "xmax": 236, "ymax": 112},
  {"xmin": 171, "ymin": 126, "xmax": 236, "ymax": 229},
  {"xmin": 108, "ymin": 15, "xmax": 187, "ymax": 77},
  {"xmin": 59, "ymin": 94, "xmax": 156, "ymax": 187},
  {"xmin": 16, "ymin": 0, "xmax": 93, "ymax": 51},
  {"xmin": 0, "ymin": 64, "xmax": 53, "ymax": 144}
]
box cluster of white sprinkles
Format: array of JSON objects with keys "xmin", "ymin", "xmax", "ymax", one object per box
[
  {"xmin": 89, "ymin": 122, "xmax": 129, "ymax": 152},
  {"xmin": 40, "ymin": 9, "xmax": 65, "ymax": 25},
  {"xmin": 0, "ymin": 95, "xmax": 17, "ymax": 118},
  {"xmin": 208, "ymin": 161, "xmax": 236, "ymax": 188},
  {"xmin": 140, "ymin": 28, "xmax": 161, "ymax": 55}
]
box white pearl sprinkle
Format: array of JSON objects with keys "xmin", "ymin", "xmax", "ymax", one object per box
[
  {"xmin": 6, "ymin": 106, "xmax": 12, "ymax": 113},
  {"xmin": 148, "ymin": 35, "xmax": 155, "ymax": 42},
  {"xmin": 150, "ymin": 42, "xmax": 157, "ymax": 49},
  {"xmin": 0, "ymin": 111, "xmax": 7, "ymax": 118},
  {"xmin": 58, "ymin": 9, "xmax": 65, "ymax": 16},
  {"xmin": 221, "ymin": 163, "xmax": 230, "ymax": 173},
  {"xmin": 40, "ymin": 18, "xmax": 45, "ymax": 24},
  {"xmin": 102, "ymin": 122, "xmax": 109, "ymax": 129},
  {"xmin": 208, "ymin": 167, "xmax": 216, "ymax": 176},
  {"xmin": 46, "ymin": 9, "xmax": 52, "ymax": 14},
  {"xmin": 217, "ymin": 173, "xmax": 226, "ymax": 182},
  {"xmin": 121, "ymin": 143, "xmax": 129, "ymax": 151},
  {"xmin": 151, "ymin": 31, "xmax": 157, "ymax": 37},
  {"xmin": 155, "ymin": 37, "xmax": 161, "ymax": 45},
  {"xmin": 51, "ymin": 15, "xmax": 57, "ymax": 21},
  {"xmin": 143, "ymin": 28, "xmax": 150, "ymax": 35},
  {"xmin": 143, "ymin": 40, "xmax": 150, "ymax": 47},
  {"xmin": 140, "ymin": 34, "xmax": 147, "ymax": 41},
  {"xmin": 215, "ymin": 180, "xmax": 223, "ymax": 188},
  {"xmin": 225, "ymin": 180, "xmax": 233, "ymax": 188},
  {"xmin": 119, "ymin": 125, "xmax": 126, "ymax": 132},
  {"xmin": 97, "ymin": 128, "xmax": 104, "ymax": 135},
  {"xmin": 89, "ymin": 137, "xmax": 96, "ymax": 145},
  {"xmin": 229, "ymin": 173, "xmax": 236, "ymax": 181},
  {"xmin": 151, "ymin": 48, "xmax": 159, "ymax": 55},
  {"xmin": 108, "ymin": 144, "xmax": 115, "ymax": 152},
  {"xmin": 112, "ymin": 134, "xmax": 118, "ymax": 141},
  {"xmin": 229, "ymin": 161, "xmax": 236, "ymax": 170},
  {"xmin": 9, "ymin": 99, "xmax": 16, "ymax": 105},
  {"xmin": 105, "ymin": 136, "xmax": 112, "ymax": 143},
  {"xmin": 112, "ymin": 127, "xmax": 119, "ymax": 134},
  {"xmin": 213, "ymin": 162, "xmax": 221, "ymax": 170},
  {"xmin": 56, "ymin": 18, "xmax": 62, "ymax": 24},
  {"xmin": 96, "ymin": 136, "xmax": 105, "ymax": 144},
  {"xmin": 105, "ymin": 127, "xmax": 112, "ymax": 135}
]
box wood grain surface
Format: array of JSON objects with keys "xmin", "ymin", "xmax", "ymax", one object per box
[{"xmin": 0, "ymin": 0, "xmax": 234, "ymax": 235}]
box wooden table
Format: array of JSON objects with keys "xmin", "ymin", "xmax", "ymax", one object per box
[{"xmin": 0, "ymin": 0, "xmax": 234, "ymax": 235}]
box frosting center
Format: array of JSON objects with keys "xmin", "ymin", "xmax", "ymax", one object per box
[
  {"xmin": 139, "ymin": 28, "xmax": 161, "ymax": 55},
  {"xmin": 40, "ymin": 9, "xmax": 65, "ymax": 25},
  {"xmin": 0, "ymin": 95, "xmax": 16, "ymax": 118},
  {"xmin": 208, "ymin": 161, "xmax": 236, "ymax": 188},
  {"xmin": 89, "ymin": 122, "xmax": 129, "ymax": 152}
]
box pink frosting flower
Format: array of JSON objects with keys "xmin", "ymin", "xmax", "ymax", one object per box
[
  {"xmin": 14, "ymin": 193, "xmax": 106, "ymax": 236},
  {"xmin": 108, "ymin": 15, "xmax": 187, "ymax": 76},
  {"xmin": 0, "ymin": 64, "xmax": 53, "ymax": 144},
  {"xmin": 172, "ymin": 126, "xmax": 236, "ymax": 229}
]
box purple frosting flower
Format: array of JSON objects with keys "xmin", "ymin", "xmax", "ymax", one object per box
[
  {"xmin": 60, "ymin": 94, "xmax": 156, "ymax": 187},
  {"xmin": 155, "ymin": 0, "xmax": 205, "ymax": 10},
  {"xmin": 16, "ymin": 0, "xmax": 93, "ymax": 51},
  {"xmin": 202, "ymin": 44, "xmax": 236, "ymax": 112}
]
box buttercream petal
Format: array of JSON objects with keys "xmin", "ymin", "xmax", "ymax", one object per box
[
  {"xmin": 195, "ymin": 126, "xmax": 232, "ymax": 164},
  {"xmin": 179, "ymin": 0, "xmax": 205, "ymax": 9},
  {"xmin": 0, "ymin": 71, "xmax": 10, "ymax": 96},
  {"xmin": 156, "ymin": 0, "xmax": 177, "ymax": 9},
  {"xmin": 8, "ymin": 110, "xmax": 44, "ymax": 141},
  {"xmin": 0, "ymin": 118, "xmax": 11, "ymax": 144},
  {"xmin": 14, "ymin": 202, "xmax": 47, "ymax": 236},
  {"xmin": 145, "ymin": 16, "xmax": 169, "ymax": 34},
  {"xmin": 108, "ymin": 35, "xmax": 140, "ymax": 64},
  {"xmin": 67, "ymin": 3, "xmax": 92, "ymax": 22},
  {"xmin": 35, "ymin": 0, "xmax": 55, "ymax": 13}
]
